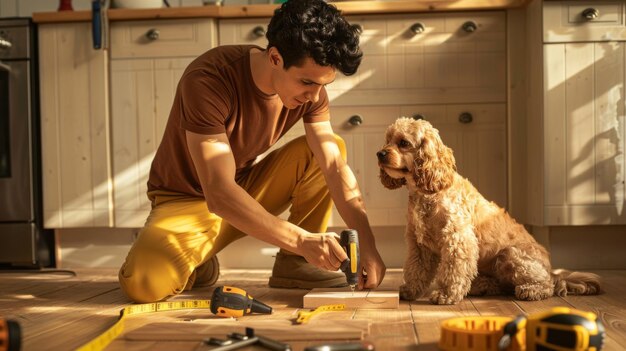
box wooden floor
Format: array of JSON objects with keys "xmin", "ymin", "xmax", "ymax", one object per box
[{"xmin": 1, "ymin": 268, "xmax": 625, "ymax": 351}]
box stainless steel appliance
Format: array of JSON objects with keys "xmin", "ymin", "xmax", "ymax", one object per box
[{"xmin": 0, "ymin": 18, "xmax": 55, "ymax": 267}]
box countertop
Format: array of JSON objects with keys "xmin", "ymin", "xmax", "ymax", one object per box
[{"xmin": 33, "ymin": 0, "xmax": 530, "ymax": 23}]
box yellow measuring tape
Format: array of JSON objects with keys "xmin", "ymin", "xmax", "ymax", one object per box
[
  {"xmin": 75, "ymin": 299, "xmax": 212, "ymax": 351},
  {"xmin": 438, "ymin": 316, "xmax": 524, "ymax": 351},
  {"xmin": 296, "ymin": 304, "xmax": 346, "ymax": 324}
]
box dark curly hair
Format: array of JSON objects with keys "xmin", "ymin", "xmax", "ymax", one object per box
[{"xmin": 266, "ymin": 0, "xmax": 362, "ymax": 76}]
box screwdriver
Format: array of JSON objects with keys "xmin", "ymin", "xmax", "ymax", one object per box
[{"xmin": 210, "ymin": 286, "xmax": 272, "ymax": 318}]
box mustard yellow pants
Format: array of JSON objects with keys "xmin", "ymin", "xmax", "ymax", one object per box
[{"xmin": 119, "ymin": 135, "xmax": 346, "ymax": 303}]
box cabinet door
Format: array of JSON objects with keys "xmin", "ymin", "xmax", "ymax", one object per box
[
  {"xmin": 39, "ymin": 23, "xmax": 112, "ymax": 228},
  {"xmin": 110, "ymin": 19, "xmax": 217, "ymax": 227},
  {"xmin": 544, "ymin": 42, "xmax": 626, "ymax": 225},
  {"xmin": 110, "ymin": 58, "xmax": 192, "ymax": 227}
]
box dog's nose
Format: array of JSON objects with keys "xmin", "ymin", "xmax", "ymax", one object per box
[{"xmin": 376, "ymin": 150, "xmax": 387, "ymax": 161}]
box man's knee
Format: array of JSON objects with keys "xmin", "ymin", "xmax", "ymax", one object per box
[
  {"xmin": 118, "ymin": 230, "xmax": 193, "ymax": 303},
  {"xmin": 287, "ymin": 134, "xmax": 347, "ymax": 161}
]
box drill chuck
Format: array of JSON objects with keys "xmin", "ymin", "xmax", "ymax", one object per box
[
  {"xmin": 210, "ymin": 286, "xmax": 272, "ymax": 318},
  {"xmin": 0, "ymin": 318, "xmax": 21, "ymax": 351},
  {"xmin": 339, "ymin": 229, "xmax": 360, "ymax": 287}
]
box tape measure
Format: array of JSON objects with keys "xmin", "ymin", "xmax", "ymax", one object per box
[
  {"xmin": 439, "ymin": 316, "xmax": 524, "ymax": 351},
  {"xmin": 296, "ymin": 304, "xmax": 346, "ymax": 324},
  {"xmin": 75, "ymin": 299, "xmax": 211, "ymax": 351}
]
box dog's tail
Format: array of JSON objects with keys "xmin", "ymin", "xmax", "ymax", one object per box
[{"xmin": 552, "ymin": 268, "xmax": 602, "ymax": 297}]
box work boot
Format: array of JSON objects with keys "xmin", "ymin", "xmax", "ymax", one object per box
[
  {"xmin": 192, "ymin": 255, "xmax": 220, "ymax": 288},
  {"xmin": 268, "ymin": 251, "xmax": 348, "ymax": 289}
]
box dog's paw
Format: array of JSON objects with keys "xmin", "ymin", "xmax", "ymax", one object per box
[
  {"xmin": 399, "ymin": 284, "xmax": 420, "ymax": 301},
  {"xmin": 429, "ymin": 289, "xmax": 462, "ymax": 305},
  {"xmin": 515, "ymin": 284, "xmax": 552, "ymax": 301}
]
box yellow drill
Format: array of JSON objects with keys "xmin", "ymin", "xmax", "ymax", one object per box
[{"xmin": 339, "ymin": 229, "xmax": 360, "ymax": 293}]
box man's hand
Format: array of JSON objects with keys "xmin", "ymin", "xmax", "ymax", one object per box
[
  {"xmin": 297, "ymin": 232, "xmax": 349, "ymax": 271},
  {"xmin": 358, "ymin": 243, "xmax": 386, "ymax": 290}
]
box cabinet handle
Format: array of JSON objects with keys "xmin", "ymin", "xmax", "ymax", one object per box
[
  {"xmin": 458, "ymin": 112, "xmax": 473, "ymax": 124},
  {"xmin": 252, "ymin": 26, "xmax": 266, "ymax": 38},
  {"xmin": 146, "ymin": 29, "xmax": 160, "ymax": 41},
  {"xmin": 410, "ymin": 22, "xmax": 425, "ymax": 35},
  {"xmin": 582, "ymin": 8, "xmax": 599, "ymax": 21},
  {"xmin": 0, "ymin": 37, "xmax": 12, "ymax": 50},
  {"xmin": 462, "ymin": 21, "xmax": 477, "ymax": 33},
  {"xmin": 348, "ymin": 115, "xmax": 363, "ymax": 126},
  {"xmin": 412, "ymin": 114, "xmax": 425, "ymax": 120}
]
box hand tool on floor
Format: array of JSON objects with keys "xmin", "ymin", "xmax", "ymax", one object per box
[
  {"xmin": 296, "ymin": 304, "xmax": 346, "ymax": 324},
  {"xmin": 203, "ymin": 327, "xmax": 291, "ymax": 351},
  {"xmin": 0, "ymin": 317, "xmax": 21, "ymax": 351},
  {"xmin": 498, "ymin": 307, "xmax": 605, "ymax": 351},
  {"xmin": 210, "ymin": 286, "xmax": 273, "ymax": 318},
  {"xmin": 339, "ymin": 229, "xmax": 360, "ymax": 294}
]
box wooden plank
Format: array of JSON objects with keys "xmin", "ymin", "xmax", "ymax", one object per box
[
  {"xmin": 125, "ymin": 320, "xmax": 370, "ymax": 341},
  {"xmin": 303, "ymin": 289, "xmax": 399, "ymax": 309}
]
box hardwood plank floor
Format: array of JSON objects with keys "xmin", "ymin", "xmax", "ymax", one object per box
[{"xmin": 0, "ymin": 269, "xmax": 624, "ymax": 351}]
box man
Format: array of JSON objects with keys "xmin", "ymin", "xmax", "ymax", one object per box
[{"xmin": 118, "ymin": 0, "xmax": 386, "ymax": 303}]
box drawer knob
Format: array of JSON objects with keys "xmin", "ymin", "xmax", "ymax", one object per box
[
  {"xmin": 458, "ymin": 112, "xmax": 473, "ymax": 124},
  {"xmin": 354, "ymin": 24, "xmax": 364, "ymax": 33},
  {"xmin": 0, "ymin": 37, "xmax": 12, "ymax": 49},
  {"xmin": 412, "ymin": 114, "xmax": 425, "ymax": 120},
  {"xmin": 146, "ymin": 29, "xmax": 160, "ymax": 41},
  {"xmin": 462, "ymin": 21, "xmax": 477, "ymax": 33},
  {"xmin": 348, "ymin": 115, "xmax": 363, "ymax": 126},
  {"xmin": 410, "ymin": 22, "xmax": 425, "ymax": 35},
  {"xmin": 582, "ymin": 8, "xmax": 599, "ymax": 20},
  {"xmin": 252, "ymin": 26, "xmax": 266, "ymax": 38}
]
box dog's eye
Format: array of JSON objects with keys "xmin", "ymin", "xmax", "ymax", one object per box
[{"xmin": 398, "ymin": 139, "xmax": 411, "ymax": 148}]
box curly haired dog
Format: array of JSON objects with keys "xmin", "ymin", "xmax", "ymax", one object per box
[{"xmin": 377, "ymin": 117, "xmax": 601, "ymax": 304}]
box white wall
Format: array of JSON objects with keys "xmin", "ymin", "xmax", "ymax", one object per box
[{"xmin": 0, "ymin": 0, "xmax": 265, "ymax": 18}]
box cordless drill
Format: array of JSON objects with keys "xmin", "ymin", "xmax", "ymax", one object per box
[
  {"xmin": 339, "ymin": 229, "xmax": 360, "ymax": 293},
  {"xmin": 210, "ymin": 286, "xmax": 272, "ymax": 318},
  {"xmin": 0, "ymin": 318, "xmax": 21, "ymax": 351}
]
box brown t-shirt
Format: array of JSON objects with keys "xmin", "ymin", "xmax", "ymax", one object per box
[{"xmin": 147, "ymin": 45, "xmax": 330, "ymax": 197}]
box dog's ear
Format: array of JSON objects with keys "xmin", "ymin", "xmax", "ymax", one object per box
[
  {"xmin": 380, "ymin": 168, "xmax": 406, "ymax": 189},
  {"xmin": 413, "ymin": 130, "xmax": 456, "ymax": 194}
]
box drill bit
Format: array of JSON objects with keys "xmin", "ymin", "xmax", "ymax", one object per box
[{"xmin": 350, "ymin": 284, "xmax": 355, "ymax": 296}]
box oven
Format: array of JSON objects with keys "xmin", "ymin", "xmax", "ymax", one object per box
[{"xmin": 0, "ymin": 18, "xmax": 55, "ymax": 267}]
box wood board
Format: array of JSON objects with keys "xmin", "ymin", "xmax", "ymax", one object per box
[
  {"xmin": 303, "ymin": 289, "xmax": 399, "ymax": 309},
  {"xmin": 125, "ymin": 319, "xmax": 371, "ymax": 341}
]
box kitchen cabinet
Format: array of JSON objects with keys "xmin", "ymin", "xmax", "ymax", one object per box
[
  {"xmin": 109, "ymin": 19, "xmax": 217, "ymax": 227},
  {"xmin": 219, "ymin": 13, "xmax": 507, "ymax": 227},
  {"xmin": 38, "ymin": 22, "xmax": 112, "ymax": 228},
  {"xmin": 520, "ymin": 0, "xmax": 626, "ymax": 225}
]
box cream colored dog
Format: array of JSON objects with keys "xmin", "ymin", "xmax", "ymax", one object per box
[{"xmin": 377, "ymin": 117, "xmax": 601, "ymax": 304}]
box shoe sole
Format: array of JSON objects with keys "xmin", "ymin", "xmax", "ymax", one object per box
[
  {"xmin": 268, "ymin": 276, "xmax": 348, "ymax": 289},
  {"xmin": 193, "ymin": 256, "xmax": 220, "ymax": 287}
]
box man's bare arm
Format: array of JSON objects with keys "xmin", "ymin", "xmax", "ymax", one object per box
[
  {"xmin": 304, "ymin": 121, "xmax": 386, "ymax": 288},
  {"xmin": 185, "ymin": 130, "xmax": 347, "ymax": 270}
]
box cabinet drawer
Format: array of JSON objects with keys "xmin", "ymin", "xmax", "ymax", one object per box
[
  {"xmin": 110, "ymin": 19, "xmax": 217, "ymax": 59},
  {"xmin": 544, "ymin": 1, "xmax": 626, "ymax": 43},
  {"xmin": 218, "ymin": 18, "xmax": 270, "ymax": 46}
]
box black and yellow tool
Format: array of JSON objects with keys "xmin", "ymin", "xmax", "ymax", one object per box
[
  {"xmin": 210, "ymin": 286, "xmax": 272, "ymax": 318},
  {"xmin": 339, "ymin": 229, "xmax": 360, "ymax": 293},
  {"xmin": 0, "ymin": 318, "xmax": 21, "ymax": 351},
  {"xmin": 438, "ymin": 307, "xmax": 605, "ymax": 351},
  {"xmin": 499, "ymin": 307, "xmax": 605, "ymax": 351},
  {"xmin": 75, "ymin": 285, "xmax": 272, "ymax": 351}
]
